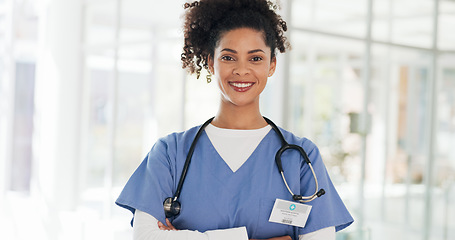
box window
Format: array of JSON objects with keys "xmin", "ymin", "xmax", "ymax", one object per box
[{"xmin": 0, "ymin": 0, "xmax": 453, "ymax": 239}]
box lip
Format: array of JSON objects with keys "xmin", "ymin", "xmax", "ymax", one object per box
[{"xmin": 229, "ymin": 81, "xmax": 255, "ymax": 92}]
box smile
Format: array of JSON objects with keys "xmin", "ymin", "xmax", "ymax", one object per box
[
  {"xmin": 229, "ymin": 82, "xmax": 255, "ymax": 92},
  {"xmin": 230, "ymin": 82, "xmax": 254, "ymax": 88}
]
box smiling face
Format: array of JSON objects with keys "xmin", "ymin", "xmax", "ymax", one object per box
[{"xmin": 208, "ymin": 28, "xmax": 276, "ymax": 110}]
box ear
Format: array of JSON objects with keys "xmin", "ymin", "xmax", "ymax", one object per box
[
  {"xmin": 268, "ymin": 57, "xmax": 277, "ymax": 77},
  {"xmin": 207, "ymin": 54, "xmax": 214, "ymax": 74}
]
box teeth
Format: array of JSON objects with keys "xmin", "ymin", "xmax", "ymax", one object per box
[{"xmin": 231, "ymin": 82, "xmax": 253, "ymax": 88}]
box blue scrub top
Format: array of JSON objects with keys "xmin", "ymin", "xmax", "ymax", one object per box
[{"xmin": 116, "ymin": 124, "xmax": 353, "ymax": 239}]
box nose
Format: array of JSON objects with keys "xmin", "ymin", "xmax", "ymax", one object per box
[{"xmin": 232, "ymin": 60, "xmax": 250, "ymax": 76}]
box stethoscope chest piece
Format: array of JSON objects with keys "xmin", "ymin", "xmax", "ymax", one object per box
[{"xmin": 163, "ymin": 197, "xmax": 181, "ymax": 218}]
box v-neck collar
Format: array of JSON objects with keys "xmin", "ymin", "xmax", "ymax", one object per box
[
  {"xmin": 205, "ymin": 124, "xmax": 272, "ymax": 173},
  {"xmin": 201, "ymin": 129, "xmax": 274, "ymax": 175}
]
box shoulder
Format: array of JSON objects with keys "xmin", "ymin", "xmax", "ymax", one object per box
[
  {"xmin": 151, "ymin": 125, "xmax": 202, "ymax": 155},
  {"xmin": 159, "ymin": 125, "xmax": 200, "ymax": 144},
  {"xmin": 278, "ymin": 128, "xmax": 319, "ymax": 153},
  {"xmin": 141, "ymin": 125, "xmax": 203, "ymax": 169}
]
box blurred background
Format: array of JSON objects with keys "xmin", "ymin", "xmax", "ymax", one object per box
[{"xmin": 0, "ymin": 0, "xmax": 454, "ymax": 239}]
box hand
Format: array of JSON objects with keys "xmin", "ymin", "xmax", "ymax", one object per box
[
  {"xmin": 157, "ymin": 218, "xmax": 178, "ymax": 231},
  {"xmin": 250, "ymin": 236, "xmax": 292, "ymax": 240}
]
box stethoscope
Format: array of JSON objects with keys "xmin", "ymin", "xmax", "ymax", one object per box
[{"xmin": 163, "ymin": 117, "xmax": 325, "ymax": 218}]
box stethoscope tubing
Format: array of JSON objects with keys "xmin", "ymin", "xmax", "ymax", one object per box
[
  {"xmin": 264, "ymin": 117, "xmax": 322, "ymax": 203},
  {"xmin": 173, "ymin": 117, "xmax": 214, "ymax": 201},
  {"xmin": 164, "ymin": 117, "xmax": 325, "ymax": 218},
  {"xmin": 172, "ymin": 117, "xmax": 323, "ymax": 203}
]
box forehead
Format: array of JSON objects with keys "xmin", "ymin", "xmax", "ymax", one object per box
[{"xmin": 215, "ymin": 28, "xmax": 270, "ymax": 52}]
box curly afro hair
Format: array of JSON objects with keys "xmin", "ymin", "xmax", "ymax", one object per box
[{"xmin": 181, "ymin": 0, "xmax": 290, "ymax": 78}]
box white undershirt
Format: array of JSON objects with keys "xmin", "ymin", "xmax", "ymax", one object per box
[
  {"xmin": 205, "ymin": 124, "xmax": 271, "ymax": 172},
  {"xmin": 133, "ymin": 210, "xmax": 334, "ymax": 240},
  {"xmin": 133, "ymin": 125, "xmax": 336, "ymax": 239}
]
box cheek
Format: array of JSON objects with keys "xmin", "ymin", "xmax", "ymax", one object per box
[
  {"xmin": 256, "ymin": 65, "xmax": 272, "ymax": 77},
  {"xmin": 214, "ymin": 63, "xmax": 231, "ymax": 79},
  {"xmin": 217, "ymin": 76, "xmax": 229, "ymax": 95}
]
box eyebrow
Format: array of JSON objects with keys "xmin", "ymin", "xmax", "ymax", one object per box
[{"xmin": 221, "ymin": 48, "xmax": 266, "ymax": 54}]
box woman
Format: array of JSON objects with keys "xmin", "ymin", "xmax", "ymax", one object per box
[{"xmin": 116, "ymin": 0, "xmax": 353, "ymax": 239}]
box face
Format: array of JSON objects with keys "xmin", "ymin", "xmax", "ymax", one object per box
[{"xmin": 208, "ymin": 28, "xmax": 276, "ymax": 109}]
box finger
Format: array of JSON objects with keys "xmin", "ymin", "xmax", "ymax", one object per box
[
  {"xmin": 165, "ymin": 218, "xmax": 177, "ymax": 230},
  {"xmin": 158, "ymin": 221, "xmax": 173, "ymax": 231},
  {"xmin": 157, "ymin": 221, "xmax": 165, "ymax": 230},
  {"xmin": 165, "ymin": 218, "xmax": 174, "ymax": 228}
]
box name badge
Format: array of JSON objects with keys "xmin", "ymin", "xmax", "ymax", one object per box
[{"xmin": 268, "ymin": 199, "xmax": 312, "ymax": 228}]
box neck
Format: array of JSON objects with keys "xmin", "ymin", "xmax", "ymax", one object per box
[{"xmin": 212, "ymin": 101, "xmax": 267, "ymax": 129}]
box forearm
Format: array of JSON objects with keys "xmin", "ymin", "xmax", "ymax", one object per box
[
  {"xmin": 133, "ymin": 210, "xmax": 248, "ymax": 240},
  {"xmin": 250, "ymin": 236, "xmax": 292, "ymax": 240},
  {"xmin": 250, "ymin": 226, "xmax": 335, "ymax": 240},
  {"xmin": 134, "ymin": 210, "xmax": 334, "ymax": 240},
  {"xmin": 299, "ymin": 226, "xmax": 335, "ymax": 240}
]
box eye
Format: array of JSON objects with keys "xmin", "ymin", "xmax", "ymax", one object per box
[
  {"xmin": 221, "ymin": 55, "xmax": 234, "ymax": 61},
  {"xmin": 251, "ymin": 56, "xmax": 263, "ymax": 62}
]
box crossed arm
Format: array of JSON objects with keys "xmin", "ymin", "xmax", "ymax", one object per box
[
  {"xmin": 134, "ymin": 210, "xmax": 334, "ymax": 240},
  {"xmin": 158, "ymin": 218, "xmax": 291, "ymax": 240}
]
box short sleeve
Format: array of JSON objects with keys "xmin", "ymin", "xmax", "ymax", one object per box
[
  {"xmin": 298, "ymin": 139, "xmax": 354, "ymax": 235},
  {"xmin": 115, "ymin": 138, "xmax": 177, "ymax": 225}
]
